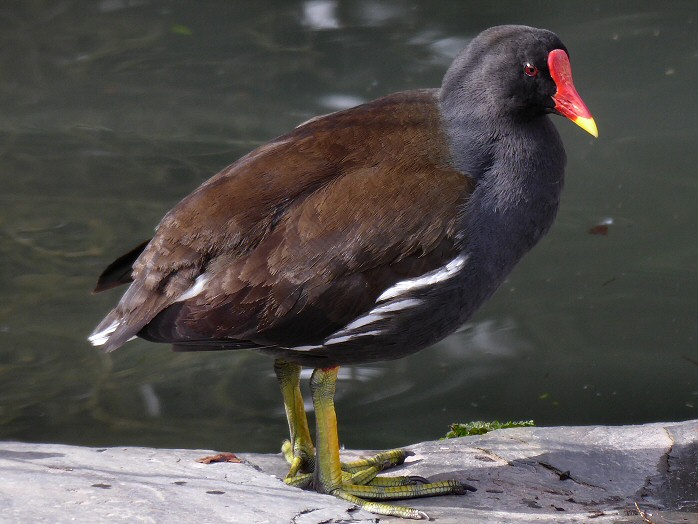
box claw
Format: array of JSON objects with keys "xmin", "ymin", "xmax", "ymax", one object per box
[
  {"xmin": 407, "ymin": 475, "xmax": 430, "ymax": 485},
  {"xmin": 447, "ymin": 481, "xmax": 478, "ymax": 494}
]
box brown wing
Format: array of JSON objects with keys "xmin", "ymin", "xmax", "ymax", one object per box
[{"xmin": 90, "ymin": 90, "xmax": 474, "ymax": 351}]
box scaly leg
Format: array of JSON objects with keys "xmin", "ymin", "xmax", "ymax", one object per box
[
  {"xmin": 274, "ymin": 359, "xmax": 315, "ymax": 485},
  {"xmin": 309, "ymin": 366, "xmax": 472, "ymax": 520},
  {"xmin": 274, "ymin": 360, "xmax": 426, "ymax": 490}
]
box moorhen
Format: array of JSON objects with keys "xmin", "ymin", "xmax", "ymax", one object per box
[{"xmin": 90, "ymin": 25, "xmax": 597, "ymax": 519}]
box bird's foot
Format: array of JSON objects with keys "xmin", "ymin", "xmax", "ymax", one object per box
[
  {"xmin": 304, "ymin": 369, "xmax": 477, "ymax": 519},
  {"xmin": 281, "ymin": 446, "xmax": 414, "ymax": 487},
  {"xmin": 284, "ymin": 446, "xmax": 475, "ymax": 519},
  {"xmin": 335, "ymin": 448, "xmax": 475, "ymax": 519}
]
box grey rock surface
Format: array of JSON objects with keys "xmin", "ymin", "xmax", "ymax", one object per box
[{"xmin": 1, "ymin": 420, "xmax": 696, "ymax": 524}]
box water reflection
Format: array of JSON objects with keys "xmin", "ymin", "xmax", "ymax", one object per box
[
  {"xmin": 303, "ymin": 1, "xmax": 341, "ymax": 30},
  {"xmin": 0, "ymin": 2, "xmax": 696, "ymax": 495}
]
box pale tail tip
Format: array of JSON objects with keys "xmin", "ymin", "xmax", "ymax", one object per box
[{"xmin": 88, "ymin": 320, "xmax": 119, "ymax": 347}]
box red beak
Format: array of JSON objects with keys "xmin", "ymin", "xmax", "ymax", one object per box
[{"xmin": 548, "ymin": 49, "xmax": 598, "ymax": 137}]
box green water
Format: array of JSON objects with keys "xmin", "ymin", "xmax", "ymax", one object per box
[{"xmin": 1, "ymin": 1, "xmax": 696, "ymax": 460}]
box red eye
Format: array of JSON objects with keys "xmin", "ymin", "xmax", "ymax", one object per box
[{"xmin": 524, "ymin": 63, "xmax": 538, "ymax": 77}]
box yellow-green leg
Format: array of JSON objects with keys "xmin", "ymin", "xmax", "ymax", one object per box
[
  {"xmin": 309, "ymin": 366, "xmax": 471, "ymax": 520},
  {"xmin": 274, "ymin": 359, "xmax": 315, "ymax": 485}
]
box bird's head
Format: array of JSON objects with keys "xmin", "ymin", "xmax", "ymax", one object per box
[{"xmin": 441, "ymin": 25, "xmax": 598, "ymax": 138}]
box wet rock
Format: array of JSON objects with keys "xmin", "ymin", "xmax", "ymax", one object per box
[{"xmin": 1, "ymin": 420, "xmax": 696, "ymax": 523}]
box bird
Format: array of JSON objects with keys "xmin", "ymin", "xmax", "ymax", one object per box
[{"xmin": 89, "ymin": 25, "xmax": 597, "ymax": 519}]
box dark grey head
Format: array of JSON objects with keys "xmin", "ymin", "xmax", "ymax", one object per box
[{"xmin": 440, "ymin": 25, "xmax": 568, "ymax": 122}]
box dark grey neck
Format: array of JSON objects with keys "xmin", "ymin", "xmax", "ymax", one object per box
[{"xmin": 438, "ymin": 90, "xmax": 567, "ymax": 317}]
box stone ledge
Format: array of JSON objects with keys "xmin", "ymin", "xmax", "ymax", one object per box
[{"xmin": 1, "ymin": 420, "xmax": 696, "ymax": 523}]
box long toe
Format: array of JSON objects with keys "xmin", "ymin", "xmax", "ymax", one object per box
[
  {"xmin": 342, "ymin": 479, "xmax": 468, "ymax": 501},
  {"xmin": 365, "ymin": 475, "xmax": 430, "ymax": 487},
  {"xmin": 341, "ymin": 448, "xmax": 413, "ymax": 473},
  {"xmin": 333, "ymin": 491, "xmax": 431, "ymax": 520}
]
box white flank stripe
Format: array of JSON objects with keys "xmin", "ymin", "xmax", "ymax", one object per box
[
  {"xmin": 285, "ymin": 256, "xmax": 467, "ymax": 351},
  {"xmin": 340, "ymin": 313, "xmax": 384, "ymax": 332},
  {"xmin": 377, "ymin": 254, "xmax": 468, "ymax": 302},
  {"xmin": 176, "ymin": 274, "xmax": 210, "ymax": 302},
  {"xmin": 88, "ymin": 319, "xmax": 120, "ymax": 346},
  {"xmin": 289, "ymin": 345, "xmax": 322, "ymax": 352},
  {"xmin": 289, "ymin": 298, "xmax": 424, "ymax": 350},
  {"xmin": 324, "ymin": 330, "xmax": 383, "ymax": 346},
  {"xmin": 371, "ymin": 298, "xmax": 423, "ymax": 314},
  {"xmin": 339, "ymin": 298, "xmax": 423, "ymax": 333},
  {"xmin": 334, "ymin": 298, "xmax": 423, "ymax": 335}
]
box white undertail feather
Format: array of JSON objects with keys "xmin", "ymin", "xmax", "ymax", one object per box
[
  {"xmin": 88, "ymin": 273, "xmax": 210, "ymax": 349},
  {"xmin": 88, "ymin": 319, "xmax": 120, "ymax": 347}
]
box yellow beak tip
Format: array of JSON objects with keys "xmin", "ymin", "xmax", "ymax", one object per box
[{"xmin": 574, "ymin": 116, "xmax": 599, "ymax": 138}]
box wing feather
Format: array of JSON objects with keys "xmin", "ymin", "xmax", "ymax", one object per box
[{"xmin": 90, "ymin": 90, "xmax": 474, "ymax": 352}]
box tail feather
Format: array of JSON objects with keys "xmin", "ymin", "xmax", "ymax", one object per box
[
  {"xmin": 88, "ymin": 280, "xmax": 162, "ymax": 352},
  {"xmin": 88, "ymin": 309, "xmax": 142, "ymax": 352},
  {"xmin": 89, "ymin": 238, "xmax": 205, "ymax": 352},
  {"xmin": 93, "ymin": 240, "xmax": 150, "ymax": 293},
  {"xmin": 88, "ymin": 268, "xmax": 198, "ymax": 352}
]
